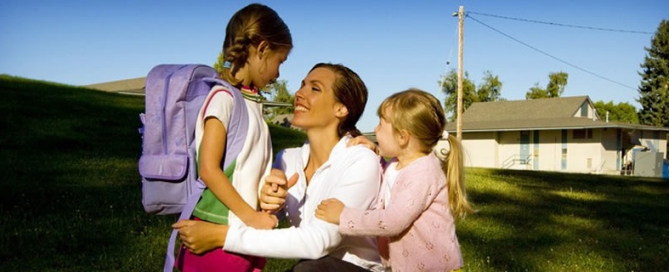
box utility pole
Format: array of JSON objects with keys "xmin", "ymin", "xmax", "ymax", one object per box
[{"xmin": 456, "ymin": 6, "xmax": 464, "ymax": 140}]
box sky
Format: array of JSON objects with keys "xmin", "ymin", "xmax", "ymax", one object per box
[{"xmin": 1, "ymin": 0, "xmax": 667, "ymax": 132}]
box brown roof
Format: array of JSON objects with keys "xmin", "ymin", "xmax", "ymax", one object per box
[
  {"xmin": 445, "ymin": 96, "xmax": 669, "ymax": 132},
  {"xmin": 461, "ymin": 95, "xmax": 591, "ymax": 122},
  {"xmin": 84, "ymin": 77, "xmax": 146, "ymax": 94}
]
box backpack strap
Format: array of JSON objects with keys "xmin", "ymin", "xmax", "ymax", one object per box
[{"xmin": 163, "ymin": 78, "xmax": 249, "ymax": 272}]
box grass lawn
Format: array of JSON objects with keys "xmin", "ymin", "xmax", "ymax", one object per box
[{"xmin": 1, "ymin": 75, "xmax": 667, "ymax": 271}]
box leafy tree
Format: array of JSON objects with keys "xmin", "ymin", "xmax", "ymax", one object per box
[
  {"xmin": 440, "ymin": 69, "xmax": 476, "ymax": 121},
  {"xmin": 526, "ymin": 72, "xmax": 569, "ymax": 99},
  {"xmin": 213, "ymin": 51, "xmax": 225, "ymax": 75},
  {"xmin": 593, "ymin": 101, "xmax": 639, "ymax": 124},
  {"xmin": 526, "ymin": 83, "xmax": 548, "ymax": 99},
  {"xmin": 547, "ymin": 72, "xmax": 568, "ymax": 97},
  {"xmin": 439, "ymin": 69, "xmax": 503, "ymax": 121},
  {"xmin": 637, "ymin": 19, "xmax": 669, "ymax": 127},
  {"xmin": 477, "ymin": 70, "xmax": 503, "ymax": 102},
  {"xmin": 262, "ymin": 80, "xmax": 294, "ymax": 121}
]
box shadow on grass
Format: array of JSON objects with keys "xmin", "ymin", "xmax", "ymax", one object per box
[{"xmin": 458, "ymin": 168, "xmax": 669, "ymax": 271}]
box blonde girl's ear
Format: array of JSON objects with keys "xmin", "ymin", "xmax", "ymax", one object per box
[{"xmin": 395, "ymin": 129, "xmax": 411, "ymax": 146}]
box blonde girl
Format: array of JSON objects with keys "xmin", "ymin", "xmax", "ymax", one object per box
[
  {"xmin": 315, "ymin": 88, "xmax": 474, "ymax": 271},
  {"xmin": 173, "ymin": 3, "xmax": 292, "ymax": 272}
]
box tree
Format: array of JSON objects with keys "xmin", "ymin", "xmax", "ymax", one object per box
[
  {"xmin": 439, "ymin": 69, "xmax": 503, "ymax": 121},
  {"xmin": 546, "ymin": 72, "xmax": 568, "ymax": 97},
  {"xmin": 213, "ymin": 51, "xmax": 226, "ymax": 74},
  {"xmin": 593, "ymin": 101, "xmax": 639, "ymax": 124},
  {"xmin": 526, "ymin": 71, "xmax": 569, "ymax": 99},
  {"xmin": 263, "ymin": 80, "xmax": 294, "ymax": 120},
  {"xmin": 477, "ymin": 70, "xmax": 503, "ymax": 102},
  {"xmin": 637, "ymin": 20, "xmax": 669, "ymax": 127},
  {"xmin": 526, "ymin": 83, "xmax": 548, "ymax": 99}
]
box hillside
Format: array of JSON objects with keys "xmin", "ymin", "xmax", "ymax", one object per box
[{"xmin": 0, "ymin": 75, "xmax": 306, "ymax": 270}]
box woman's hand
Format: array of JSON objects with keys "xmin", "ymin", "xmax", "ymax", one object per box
[
  {"xmin": 346, "ymin": 135, "xmax": 378, "ymax": 154},
  {"xmin": 172, "ymin": 220, "xmax": 228, "ymax": 254},
  {"xmin": 246, "ymin": 211, "xmax": 279, "ymax": 229},
  {"xmin": 315, "ymin": 198, "xmax": 345, "ymax": 224},
  {"xmin": 260, "ymin": 169, "xmax": 298, "ymax": 212}
]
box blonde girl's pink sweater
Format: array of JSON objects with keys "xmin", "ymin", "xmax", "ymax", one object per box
[{"xmin": 339, "ymin": 152, "xmax": 463, "ymax": 271}]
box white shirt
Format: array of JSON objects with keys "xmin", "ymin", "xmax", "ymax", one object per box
[
  {"xmin": 224, "ymin": 135, "xmax": 384, "ymax": 271},
  {"xmin": 193, "ymin": 85, "xmax": 272, "ymax": 224},
  {"xmin": 382, "ymin": 160, "xmax": 400, "ymax": 208}
]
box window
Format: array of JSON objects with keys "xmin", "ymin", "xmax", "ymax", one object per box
[
  {"xmin": 573, "ymin": 129, "xmax": 593, "ymax": 139},
  {"xmin": 580, "ymin": 103, "xmax": 588, "ymax": 117}
]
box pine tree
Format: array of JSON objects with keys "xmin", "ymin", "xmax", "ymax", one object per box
[{"xmin": 637, "ymin": 20, "xmax": 669, "ymax": 127}]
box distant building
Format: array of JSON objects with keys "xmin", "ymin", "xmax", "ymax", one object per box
[
  {"xmin": 84, "ymin": 77, "xmax": 146, "ymax": 95},
  {"xmin": 270, "ymin": 113, "xmax": 301, "ymax": 130},
  {"xmin": 444, "ymin": 96, "xmax": 668, "ymax": 176}
]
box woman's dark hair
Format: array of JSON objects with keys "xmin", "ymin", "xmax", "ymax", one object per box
[{"xmin": 310, "ymin": 63, "xmax": 368, "ymax": 137}]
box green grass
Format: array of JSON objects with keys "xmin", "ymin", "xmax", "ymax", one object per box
[
  {"xmin": 459, "ymin": 169, "xmax": 669, "ymax": 271},
  {"xmin": 1, "ymin": 75, "xmax": 668, "ymax": 271}
]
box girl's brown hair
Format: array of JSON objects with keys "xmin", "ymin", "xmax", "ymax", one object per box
[
  {"xmin": 219, "ymin": 3, "xmax": 292, "ymax": 86},
  {"xmin": 378, "ymin": 88, "xmax": 474, "ymax": 219},
  {"xmin": 310, "ymin": 63, "xmax": 368, "ymax": 138}
]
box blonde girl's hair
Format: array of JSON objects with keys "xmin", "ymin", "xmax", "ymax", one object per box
[
  {"xmin": 377, "ymin": 88, "xmax": 474, "ymax": 219},
  {"xmin": 219, "ymin": 3, "xmax": 292, "ymax": 87}
]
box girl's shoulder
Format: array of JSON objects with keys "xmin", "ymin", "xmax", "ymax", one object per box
[{"xmin": 403, "ymin": 153, "xmax": 443, "ymax": 175}]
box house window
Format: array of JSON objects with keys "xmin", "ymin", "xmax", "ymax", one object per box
[
  {"xmin": 580, "ymin": 103, "xmax": 588, "ymax": 117},
  {"xmin": 573, "ymin": 129, "xmax": 593, "ymax": 139}
]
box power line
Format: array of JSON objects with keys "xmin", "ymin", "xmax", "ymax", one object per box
[
  {"xmin": 465, "ymin": 13, "xmax": 637, "ymax": 91},
  {"xmin": 468, "ymin": 11, "xmax": 654, "ymax": 35}
]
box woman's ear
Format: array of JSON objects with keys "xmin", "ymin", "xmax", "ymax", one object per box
[{"xmin": 334, "ymin": 103, "xmax": 349, "ymax": 118}]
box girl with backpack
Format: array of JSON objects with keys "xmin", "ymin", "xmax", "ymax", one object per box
[
  {"xmin": 174, "ymin": 3, "xmax": 292, "ymax": 272},
  {"xmin": 315, "ymin": 89, "xmax": 475, "ymax": 271}
]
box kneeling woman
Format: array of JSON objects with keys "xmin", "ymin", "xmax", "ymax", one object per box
[{"xmin": 174, "ymin": 63, "xmax": 384, "ymax": 272}]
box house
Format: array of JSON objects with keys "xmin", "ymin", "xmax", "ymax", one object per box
[
  {"xmin": 444, "ymin": 96, "xmax": 669, "ymax": 176},
  {"xmin": 84, "ymin": 77, "xmax": 146, "ymax": 95},
  {"xmin": 270, "ymin": 113, "xmax": 298, "ymax": 129}
]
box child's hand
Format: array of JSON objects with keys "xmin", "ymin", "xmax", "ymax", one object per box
[
  {"xmin": 173, "ymin": 219, "xmax": 228, "ymax": 254},
  {"xmin": 346, "ymin": 135, "xmax": 378, "ymax": 154},
  {"xmin": 246, "ymin": 211, "xmax": 279, "ymax": 230},
  {"xmin": 260, "ymin": 169, "xmax": 298, "ymax": 212},
  {"xmin": 315, "ymin": 198, "xmax": 345, "ymax": 224}
]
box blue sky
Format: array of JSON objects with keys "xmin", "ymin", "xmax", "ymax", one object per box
[{"xmin": 1, "ymin": 0, "xmax": 667, "ymax": 132}]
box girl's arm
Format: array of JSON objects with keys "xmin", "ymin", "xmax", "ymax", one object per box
[
  {"xmin": 223, "ymin": 146, "xmax": 381, "ymax": 259},
  {"xmin": 321, "ymin": 162, "xmax": 441, "ymax": 237},
  {"xmin": 199, "ymin": 117, "xmax": 276, "ymax": 230}
]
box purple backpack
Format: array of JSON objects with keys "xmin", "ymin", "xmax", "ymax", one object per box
[
  {"xmin": 139, "ymin": 64, "xmax": 248, "ymax": 215},
  {"xmin": 139, "ymin": 64, "xmax": 250, "ymax": 271}
]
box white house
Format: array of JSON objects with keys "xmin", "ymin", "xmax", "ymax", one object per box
[{"xmin": 444, "ymin": 96, "xmax": 668, "ymax": 176}]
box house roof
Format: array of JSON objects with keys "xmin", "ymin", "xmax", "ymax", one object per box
[
  {"xmin": 445, "ymin": 95, "xmax": 669, "ymax": 132},
  {"xmin": 461, "ymin": 95, "xmax": 592, "ymax": 122},
  {"xmin": 84, "ymin": 77, "xmax": 146, "ymax": 95}
]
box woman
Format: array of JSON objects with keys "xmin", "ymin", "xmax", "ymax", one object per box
[{"xmin": 174, "ymin": 63, "xmax": 384, "ymax": 272}]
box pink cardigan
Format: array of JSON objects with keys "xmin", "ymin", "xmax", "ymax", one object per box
[{"xmin": 339, "ymin": 153, "xmax": 463, "ymax": 271}]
